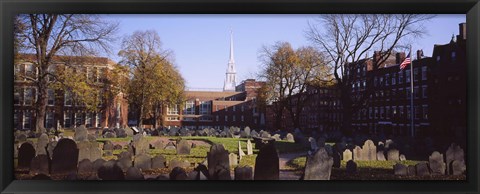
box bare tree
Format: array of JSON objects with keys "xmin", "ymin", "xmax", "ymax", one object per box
[
  {"xmin": 306, "ymin": 14, "xmax": 433, "ymax": 135},
  {"xmin": 259, "ymin": 42, "xmax": 331, "ymax": 130},
  {"xmin": 15, "ymin": 14, "xmax": 118, "ymax": 133}
]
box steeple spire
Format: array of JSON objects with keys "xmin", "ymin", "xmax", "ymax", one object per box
[{"xmin": 224, "ymin": 29, "xmax": 237, "ymax": 91}]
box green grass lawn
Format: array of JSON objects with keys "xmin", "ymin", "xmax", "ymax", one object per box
[{"xmin": 288, "ymin": 156, "xmax": 421, "ymax": 170}]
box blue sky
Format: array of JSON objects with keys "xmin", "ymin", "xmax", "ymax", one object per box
[{"xmin": 103, "ymin": 14, "xmax": 465, "ymax": 89}]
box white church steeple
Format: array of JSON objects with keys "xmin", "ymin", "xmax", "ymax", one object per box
[{"xmin": 223, "ymin": 29, "xmax": 237, "ymax": 91}]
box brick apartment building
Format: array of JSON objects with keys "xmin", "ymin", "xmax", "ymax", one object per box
[
  {"xmin": 266, "ymin": 23, "xmax": 467, "ymax": 139},
  {"xmin": 13, "ymin": 54, "xmax": 129, "ymax": 131}
]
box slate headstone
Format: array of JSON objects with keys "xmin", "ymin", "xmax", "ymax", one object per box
[
  {"xmin": 332, "ymin": 151, "xmax": 341, "ymax": 168},
  {"xmin": 353, "ymin": 146, "xmax": 363, "ymax": 161},
  {"xmin": 428, "ymin": 151, "xmax": 446, "ymax": 175},
  {"xmin": 238, "ymin": 141, "xmax": 246, "ymax": 160},
  {"xmin": 254, "ymin": 143, "xmax": 279, "ymax": 180},
  {"xmin": 77, "ymin": 141, "xmax": 102, "ymax": 163},
  {"xmin": 176, "ymin": 139, "xmax": 191, "ymax": 155},
  {"xmin": 18, "ymin": 142, "xmax": 36, "ymax": 169},
  {"xmin": 151, "ymin": 155, "xmax": 166, "ymax": 169},
  {"xmin": 117, "ymin": 156, "xmax": 132, "ymax": 172},
  {"xmin": 346, "ymin": 160, "xmax": 357, "ymax": 174},
  {"xmin": 451, "ymin": 160, "xmax": 466, "ymax": 175},
  {"xmin": 387, "ymin": 149, "xmax": 400, "ymax": 161},
  {"xmin": 207, "ymin": 144, "xmax": 230, "ymax": 180},
  {"xmin": 30, "ymin": 154, "xmax": 49, "ymax": 175},
  {"xmin": 134, "ymin": 153, "xmax": 152, "ymax": 171},
  {"xmin": 164, "ymin": 142, "xmax": 176, "ymax": 150},
  {"xmin": 97, "ymin": 160, "xmax": 125, "ymax": 180},
  {"xmin": 36, "ymin": 133, "xmax": 49, "ymax": 156},
  {"xmin": 169, "ymin": 167, "xmax": 188, "ymax": 180},
  {"xmin": 50, "ymin": 138, "xmax": 79, "ymax": 175},
  {"xmin": 394, "ymin": 163, "xmax": 408, "ymax": 176},
  {"xmin": 445, "ymin": 143, "xmax": 465, "ymax": 175},
  {"xmin": 415, "ymin": 162, "xmax": 430, "ymax": 176},
  {"xmin": 125, "ymin": 166, "xmax": 144, "ymax": 180},
  {"xmin": 77, "ymin": 159, "xmax": 94, "ymax": 174},
  {"xmin": 234, "ymin": 166, "xmax": 253, "ymax": 180},
  {"xmin": 74, "ymin": 125, "xmax": 88, "ymax": 142},
  {"xmin": 304, "ymin": 148, "xmax": 334, "ymax": 180},
  {"xmin": 361, "ymin": 140, "xmax": 377, "ymax": 161},
  {"xmin": 168, "ymin": 159, "xmax": 190, "ymax": 169},
  {"xmin": 407, "ymin": 165, "xmax": 416, "ymax": 176}
]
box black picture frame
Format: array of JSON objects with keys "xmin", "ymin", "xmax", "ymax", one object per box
[{"xmin": 1, "ymin": 0, "xmax": 479, "ymax": 193}]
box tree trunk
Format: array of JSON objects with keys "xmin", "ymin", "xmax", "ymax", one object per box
[
  {"xmin": 35, "ymin": 79, "xmax": 47, "ymax": 134},
  {"xmin": 340, "ymin": 85, "xmax": 353, "ymax": 137},
  {"xmin": 139, "ymin": 104, "xmax": 144, "ymax": 128}
]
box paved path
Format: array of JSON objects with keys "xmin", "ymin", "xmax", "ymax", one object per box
[{"xmin": 278, "ymin": 152, "xmax": 307, "ymax": 180}]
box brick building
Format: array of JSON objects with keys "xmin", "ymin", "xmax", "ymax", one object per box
[{"xmin": 13, "ymin": 54, "xmax": 129, "ymax": 131}]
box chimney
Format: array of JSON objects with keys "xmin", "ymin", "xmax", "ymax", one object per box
[
  {"xmin": 373, "ymin": 51, "xmax": 381, "ymax": 64},
  {"xmin": 417, "ymin": 50, "xmax": 424, "ymax": 60},
  {"xmin": 395, "ymin": 52, "xmax": 406, "ymax": 64},
  {"xmin": 458, "ymin": 23, "xmax": 466, "ymax": 40}
]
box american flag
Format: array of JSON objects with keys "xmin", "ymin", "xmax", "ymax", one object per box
[{"xmin": 400, "ymin": 54, "xmax": 411, "ymax": 70}]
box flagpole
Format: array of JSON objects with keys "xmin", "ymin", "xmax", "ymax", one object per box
[{"xmin": 409, "ymin": 45, "xmax": 415, "ymax": 137}]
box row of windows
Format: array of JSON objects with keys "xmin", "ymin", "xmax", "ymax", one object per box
[
  {"xmin": 14, "ymin": 87, "xmax": 104, "ymax": 107},
  {"xmin": 15, "ymin": 63, "xmax": 109, "ymax": 83},
  {"xmin": 359, "ymin": 105, "xmax": 428, "ymax": 120},
  {"xmin": 169, "ymin": 101, "xmax": 253, "ymax": 115},
  {"xmin": 14, "ymin": 111, "xmax": 103, "ymax": 130},
  {"xmin": 351, "ymin": 66, "xmax": 428, "ymax": 90},
  {"xmin": 371, "ymin": 86, "xmax": 428, "ymax": 100}
]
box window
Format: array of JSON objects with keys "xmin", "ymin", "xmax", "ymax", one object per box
[
  {"xmin": 399, "ymin": 106, "xmax": 404, "ymax": 118},
  {"xmin": 241, "ymin": 105, "xmax": 244, "ymax": 112},
  {"xmin": 421, "ymin": 66, "xmax": 427, "ymax": 80},
  {"xmin": 86, "ymin": 113, "xmax": 93, "ymax": 128},
  {"xmin": 415, "ymin": 106, "xmax": 421, "ymax": 119},
  {"xmin": 224, "ymin": 105, "xmax": 228, "ymax": 112},
  {"xmin": 199, "ymin": 101, "xmax": 211, "ymax": 115},
  {"xmin": 392, "ymin": 106, "xmax": 397, "ymax": 118},
  {"xmin": 422, "ymin": 105, "xmax": 429, "ymax": 120},
  {"xmin": 406, "ymin": 70, "xmax": 411, "ymax": 83},
  {"xmin": 47, "ymin": 64, "xmax": 56, "ymax": 82},
  {"xmin": 414, "ymin": 68, "xmax": 419, "ymax": 81},
  {"xmin": 436, "ymin": 56, "xmax": 441, "ymax": 62},
  {"xmin": 225, "ymin": 115, "xmax": 228, "ymax": 122},
  {"xmin": 167, "ymin": 117, "xmax": 179, "ymax": 121},
  {"xmin": 369, "ymin": 107, "xmax": 373, "ymax": 119},
  {"xmin": 24, "ymin": 88, "xmax": 36, "ymax": 106},
  {"xmin": 75, "ymin": 113, "xmax": 84, "ymax": 127},
  {"xmin": 183, "ymin": 101, "xmax": 195, "ymax": 115},
  {"xmin": 241, "ymin": 116, "xmax": 244, "ymax": 122},
  {"xmin": 14, "ymin": 113, "xmax": 20, "ymax": 130},
  {"xmin": 168, "ymin": 104, "xmax": 179, "ymax": 115},
  {"xmin": 216, "ymin": 115, "xmax": 219, "ymax": 121},
  {"xmin": 406, "ymin": 87, "xmax": 411, "ymax": 99},
  {"xmin": 47, "ymin": 89, "xmax": 55, "ymax": 106},
  {"xmin": 451, "ymin": 51, "xmax": 456, "ymax": 61},
  {"xmin": 96, "ymin": 112, "xmax": 102, "ymax": 128},
  {"xmin": 14, "ymin": 64, "xmax": 21, "ymax": 81},
  {"xmin": 65, "ymin": 91, "xmax": 73, "ymax": 106},
  {"xmin": 392, "ymin": 74, "xmax": 396, "ymax": 85},
  {"xmin": 414, "ymin": 87, "xmax": 420, "ymax": 99},
  {"xmin": 374, "ymin": 107, "xmax": 378, "ymax": 119},
  {"xmin": 23, "ymin": 112, "xmax": 32, "ymax": 130},
  {"xmin": 233, "ymin": 105, "xmax": 236, "ymax": 112},
  {"xmin": 380, "ymin": 107, "xmax": 384, "ymax": 119},
  {"xmin": 45, "ymin": 112, "xmax": 54, "ymax": 129},
  {"xmin": 25, "ymin": 63, "xmax": 37, "ymax": 80},
  {"xmin": 233, "ymin": 115, "xmax": 236, "ymax": 122},
  {"xmin": 386, "ymin": 107, "xmax": 390, "ymax": 119},
  {"xmin": 422, "ymin": 86, "xmax": 428, "ymax": 98},
  {"xmin": 385, "ymin": 74, "xmax": 390, "ymax": 86},
  {"xmin": 398, "ymin": 72, "xmax": 404, "ymax": 84},
  {"xmin": 14, "ymin": 87, "xmax": 22, "ymax": 105}
]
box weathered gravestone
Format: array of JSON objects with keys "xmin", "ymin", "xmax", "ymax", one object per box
[
  {"xmin": 50, "ymin": 138, "xmax": 79, "ymax": 175},
  {"xmin": 169, "ymin": 167, "xmax": 188, "ymax": 180},
  {"xmin": 343, "ymin": 149, "xmax": 353, "ymax": 161},
  {"xmin": 168, "ymin": 159, "xmax": 190, "ymax": 169},
  {"xmin": 164, "ymin": 142, "xmax": 176, "ymax": 150},
  {"xmin": 244, "ymin": 127, "xmax": 251, "ymax": 137},
  {"xmin": 132, "ymin": 135, "xmax": 149, "ymax": 156},
  {"xmin": 394, "ymin": 163, "xmax": 408, "ymax": 176},
  {"xmin": 103, "ymin": 132, "xmax": 116, "ymax": 138},
  {"xmin": 445, "ymin": 143, "xmax": 465, "ymax": 175},
  {"xmin": 285, "ymin": 133, "xmax": 295, "ymax": 142},
  {"xmin": 428, "ymin": 151, "xmax": 446, "ymax": 175},
  {"xmin": 125, "ymin": 126, "xmax": 134, "ymax": 137},
  {"xmin": 304, "ymin": 147, "xmax": 334, "ymax": 180},
  {"xmin": 125, "ymin": 166, "xmax": 144, "ymax": 180},
  {"xmin": 353, "ymin": 146, "xmax": 363, "ymax": 161},
  {"xmin": 361, "ymin": 140, "xmax": 377, "ymax": 161},
  {"xmin": 74, "ymin": 125, "xmax": 88, "ymax": 142},
  {"xmin": 151, "ymin": 155, "xmax": 166, "ymax": 169},
  {"xmin": 246, "ymin": 139, "xmax": 253, "ymax": 155},
  {"xmin": 346, "ymin": 160, "xmax": 357, "ymax": 174},
  {"xmin": 252, "ymin": 136, "xmax": 275, "ymax": 150},
  {"xmin": 451, "ymin": 160, "xmax": 466, "ymax": 175},
  {"xmin": 151, "ymin": 141, "xmax": 165, "ymax": 150},
  {"xmin": 207, "ymin": 144, "xmax": 231, "ymax": 180},
  {"xmin": 234, "ymin": 166, "xmax": 253, "ymax": 180},
  {"xmin": 36, "ymin": 133, "xmax": 49, "ymax": 156},
  {"xmin": 97, "ymin": 160, "xmax": 124, "ymax": 180},
  {"xmin": 77, "ymin": 141, "xmax": 102, "ymax": 163},
  {"xmin": 415, "ymin": 162, "xmax": 430, "ymax": 176},
  {"xmin": 117, "ymin": 156, "xmax": 132, "ymax": 172},
  {"xmin": 92, "ymin": 159, "xmax": 106, "ymax": 172},
  {"xmin": 102, "ymin": 141, "xmax": 114, "ymax": 156},
  {"xmin": 254, "ymin": 143, "xmax": 279, "ymax": 180},
  {"xmin": 229, "ymin": 153, "xmax": 238, "ymax": 166},
  {"xmin": 113, "ymin": 144, "xmax": 123, "ymax": 150},
  {"xmin": 30, "ymin": 154, "xmax": 49, "ymax": 175},
  {"xmin": 250, "ymin": 130, "xmax": 259, "ymax": 138},
  {"xmin": 176, "ymin": 139, "xmax": 191, "ymax": 155},
  {"xmin": 387, "ymin": 149, "xmax": 400, "ymax": 161},
  {"xmin": 18, "ymin": 142, "xmax": 36, "ymax": 169},
  {"xmin": 376, "ymin": 151, "xmax": 386, "ymax": 161},
  {"xmin": 407, "ymin": 165, "xmax": 416, "ymax": 176},
  {"xmin": 332, "ymin": 151, "xmax": 341, "ymax": 168},
  {"xmin": 134, "ymin": 153, "xmax": 152, "ymax": 171},
  {"xmin": 77, "ymin": 159, "xmax": 94, "ymax": 174}
]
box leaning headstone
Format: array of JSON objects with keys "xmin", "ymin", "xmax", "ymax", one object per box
[
  {"xmin": 451, "ymin": 160, "xmax": 466, "ymax": 175},
  {"xmin": 176, "ymin": 139, "xmax": 191, "ymax": 155},
  {"xmin": 394, "ymin": 163, "xmax": 408, "ymax": 176},
  {"xmin": 304, "ymin": 147, "xmax": 334, "ymax": 180},
  {"xmin": 169, "ymin": 167, "xmax": 188, "ymax": 180},
  {"xmin": 18, "ymin": 142, "xmax": 36, "ymax": 169},
  {"xmin": 207, "ymin": 144, "xmax": 230, "ymax": 180},
  {"xmin": 285, "ymin": 133, "xmax": 295, "ymax": 142},
  {"xmin": 429, "ymin": 151, "xmax": 446, "ymax": 175},
  {"xmin": 246, "ymin": 139, "xmax": 253, "ymax": 155},
  {"xmin": 343, "ymin": 149, "xmax": 353, "ymax": 161},
  {"xmin": 151, "ymin": 155, "xmax": 166, "ymax": 169},
  {"xmin": 376, "ymin": 151, "xmax": 386, "ymax": 161},
  {"xmin": 229, "ymin": 153, "xmax": 238, "ymax": 166},
  {"xmin": 30, "ymin": 154, "xmax": 49, "ymax": 175},
  {"xmin": 362, "ymin": 140, "xmax": 377, "ymax": 161},
  {"xmin": 234, "ymin": 166, "xmax": 253, "ymax": 180},
  {"xmin": 254, "ymin": 143, "xmax": 279, "ymax": 180},
  {"xmin": 353, "ymin": 146, "xmax": 363, "ymax": 161},
  {"xmin": 346, "ymin": 160, "xmax": 357, "ymax": 174},
  {"xmin": 415, "ymin": 162, "xmax": 430, "ymax": 176},
  {"xmin": 407, "ymin": 165, "xmax": 416, "ymax": 176},
  {"xmin": 125, "ymin": 166, "xmax": 144, "ymax": 180},
  {"xmin": 445, "ymin": 143, "xmax": 465, "ymax": 175},
  {"xmin": 77, "ymin": 159, "xmax": 94, "ymax": 174},
  {"xmin": 36, "ymin": 133, "xmax": 49, "ymax": 156},
  {"xmin": 97, "ymin": 160, "xmax": 125, "ymax": 180},
  {"xmin": 74, "ymin": 125, "xmax": 88, "ymax": 142},
  {"xmin": 387, "ymin": 149, "xmax": 400, "ymax": 161},
  {"xmin": 238, "ymin": 141, "xmax": 246, "ymax": 160},
  {"xmin": 134, "ymin": 153, "xmax": 151, "ymax": 171},
  {"xmin": 51, "ymin": 138, "xmax": 79, "ymax": 175}
]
